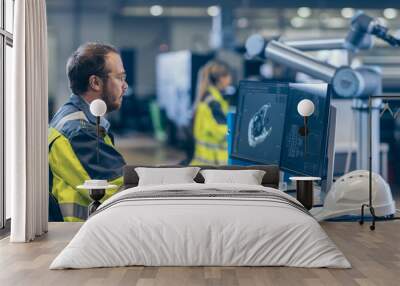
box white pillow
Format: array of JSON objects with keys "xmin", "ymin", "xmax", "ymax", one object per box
[
  {"xmin": 135, "ymin": 167, "xmax": 200, "ymax": 186},
  {"xmin": 200, "ymin": 169, "xmax": 266, "ymax": 185}
]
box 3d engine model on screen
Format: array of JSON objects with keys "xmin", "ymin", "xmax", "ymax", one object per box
[{"xmin": 248, "ymin": 104, "xmax": 272, "ymax": 148}]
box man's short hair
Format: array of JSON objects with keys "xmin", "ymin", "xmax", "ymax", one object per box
[{"xmin": 66, "ymin": 42, "xmax": 119, "ymax": 95}]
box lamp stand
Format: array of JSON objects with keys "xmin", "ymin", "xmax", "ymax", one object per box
[
  {"xmin": 359, "ymin": 95, "xmax": 400, "ymax": 230},
  {"xmin": 88, "ymin": 188, "xmax": 106, "ymax": 216},
  {"xmin": 96, "ymin": 116, "xmax": 100, "ymax": 164},
  {"xmin": 359, "ymin": 97, "xmax": 377, "ymax": 230},
  {"xmin": 304, "ymin": 116, "xmax": 308, "ymax": 156}
]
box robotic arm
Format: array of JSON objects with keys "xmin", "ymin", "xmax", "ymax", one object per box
[
  {"xmin": 246, "ymin": 37, "xmax": 382, "ymax": 98},
  {"xmin": 244, "ymin": 11, "xmax": 400, "ymax": 98},
  {"xmin": 246, "ymin": 11, "xmax": 400, "ymax": 56},
  {"xmin": 346, "ymin": 11, "xmax": 400, "ymax": 51}
]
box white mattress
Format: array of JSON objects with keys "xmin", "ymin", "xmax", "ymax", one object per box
[{"xmin": 50, "ymin": 183, "xmax": 351, "ymax": 269}]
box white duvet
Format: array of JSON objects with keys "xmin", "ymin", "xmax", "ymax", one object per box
[{"xmin": 50, "ymin": 183, "xmax": 351, "ymax": 269}]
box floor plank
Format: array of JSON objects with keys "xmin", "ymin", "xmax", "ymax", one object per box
[{"xmin": 0, "ymin": 221, "xmax": 399, "ymax": 286}]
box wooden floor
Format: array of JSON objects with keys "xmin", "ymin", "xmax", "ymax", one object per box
[
  {"xmin": 1, "ymin": 134, "xmax": 399, "ymax": 285},
  {"xmin": 0, "ymin": 221, "xmax": 399, "ymax": 286}
]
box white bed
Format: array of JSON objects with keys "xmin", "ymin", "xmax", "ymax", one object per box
[{"xmin": 50, "ymin": 183, "xmax": 350, "ymax": 269}]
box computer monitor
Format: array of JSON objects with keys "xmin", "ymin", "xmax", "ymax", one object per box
[{"xmin": 231, "ymin": 80, "xmax": 332, "ymax": 180}]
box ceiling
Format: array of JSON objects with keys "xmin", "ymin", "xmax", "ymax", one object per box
[
  {"xmin": 46, "ymin": 0, "xmax": 400, "ymax": 11},
  {"xmin": 120, "ymin": 0, "xmax": 400, "ymax": 9}
]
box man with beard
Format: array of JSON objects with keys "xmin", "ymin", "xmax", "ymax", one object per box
[{"xmin": 48, "ymin": 43, "xmax": 127, "ymax": 221}]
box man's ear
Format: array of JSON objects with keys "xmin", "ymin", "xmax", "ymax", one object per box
[{"xmin": 88, "ymin": 75, "xmax": 103, "ymax": 92}]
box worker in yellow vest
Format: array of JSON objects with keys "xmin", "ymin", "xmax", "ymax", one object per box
[
  {"xmin": 190, "ymin": 60, "xmax": 232, "ymax": 165},
  {"xmin": 48, "ymin": 43, "xmax": 127, "ymax": 221}
]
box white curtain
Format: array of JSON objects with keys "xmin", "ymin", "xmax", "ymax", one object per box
[{"xmin": 8, "ymin": 0, "xmax": 48, "ymax": 242}]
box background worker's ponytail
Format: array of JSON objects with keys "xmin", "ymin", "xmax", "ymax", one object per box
[{"xmin": 193, "ymin": 60, "xmax": 231, "ymax": 111}]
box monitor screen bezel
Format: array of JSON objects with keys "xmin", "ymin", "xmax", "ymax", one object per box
[{"xmin": 230, "ymin": 80, "xmax": 332, "ymax": 179}]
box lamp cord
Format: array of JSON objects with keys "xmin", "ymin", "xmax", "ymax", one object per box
[
  {"xmin": 96, "ymin": 116, "xmax": 100, "ymax": 164},
  {"xmin": 304, "ymin": 116, "xmax": 308, "ymax": 157}
]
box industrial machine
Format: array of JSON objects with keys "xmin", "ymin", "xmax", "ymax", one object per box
[
  {"xmin": 243, "ymin": 11, "xmax": 400, "ymax": 225},
  {"xmin": 245, "ymin": 11, "xmax": 400, "ymax": 173}
]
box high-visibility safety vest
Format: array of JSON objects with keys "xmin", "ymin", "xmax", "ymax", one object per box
[
  {"xmin": 48, "ymin": 94, "xmax": 125, "ymax": 221},
  {"xmin": 190, "ymin": 86, "xmax": 229, "ymax": 165}
]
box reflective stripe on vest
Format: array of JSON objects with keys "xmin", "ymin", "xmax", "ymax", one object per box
[
  {"xmin": 59, "ymin": 203, "xmax": 88, "ymax": 221},
  {"xmin": 191, "ymin": 157, "xmax": 219, "ymax": 165},
  {"xmin": 196, "ymin": 140, "xmax": 227, "ymax": 151},
  {"xmin": 53, "ymin": 111, "xmax": 88, "ymax": 131},
  {"xmin": 192, "ymin": 143, "xmax": 228, "ymax": 164}
]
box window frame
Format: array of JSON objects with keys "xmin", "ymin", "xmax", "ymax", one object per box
[{"xmin": 0, "ymin": 0, "xmax": 13, "ymax": 231}]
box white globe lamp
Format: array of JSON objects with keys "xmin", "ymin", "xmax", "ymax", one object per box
[
  {"xmin": 297, "ymin": 99, "xmax": 315, "ymax": 117},
  {"xmin": 90, "ymin": 99, "xmax": 107, "ymax": 117}
]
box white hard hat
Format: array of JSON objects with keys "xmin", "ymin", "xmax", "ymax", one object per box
[{"xmin": 310, "ymin": 170, "xmax": 396, "ymax": 221}]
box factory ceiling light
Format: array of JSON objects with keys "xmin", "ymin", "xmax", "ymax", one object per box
[
  {"xmin": 297, "ymin": 7, "xmax": 312, "ymax": 18},
  {"xmin": 207, "ymin": 5, "xmax": 220, "ymax": 17},
  {"xmin": 341, "ymin": 7, "xmax": 355, "ymax": 19},
  {"xmin": 383, "ymin": 8, "xmax": 397, "ymax": 20},
  {"xmin": 150, "ymin": 5, "xmax": 163, "ymax": 16},
  {"xmin": 122, "ymin": 6, "xmax": 206, "ymax": 17}
]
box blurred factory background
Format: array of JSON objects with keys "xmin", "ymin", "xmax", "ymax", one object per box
[{"xmin": 46, "ymin": 0, "xmax": 400, "ymax": 186}]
